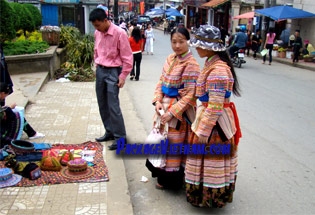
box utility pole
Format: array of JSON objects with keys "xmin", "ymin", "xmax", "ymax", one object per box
[
  {"xmin": 114, "ymin": 0, "xmax": 118, "ymax": 24},
  {"xmin": 261, "ymin": 0, "xmax": 270, "ymax": 48}
]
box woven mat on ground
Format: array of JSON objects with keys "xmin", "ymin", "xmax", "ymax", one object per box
[{"xmin": 0, "ymin": 141, "xmax": 109, "ymax": 187}]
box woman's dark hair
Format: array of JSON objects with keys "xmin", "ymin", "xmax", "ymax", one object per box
[
  {"xmin": 170, "ymin": 27, "xmax": 190, "ymax": 41},
  {"xmin": 131, "ymin": 27, "xmax": 142, "ymax": 43},
  {"xmin": 89, "ymin": 8, "xmax": 107, "ymax": 22},
  {"xmin": 0, "ymin": 82, "xmax": 10, "ymax": 94},
  {"xmin": 217, "ymin": 52, "xmax": 241, "ymax": 97},
  {"xmin": 268, "ymin": 27, "xmax": 274, "ymax": 33}
]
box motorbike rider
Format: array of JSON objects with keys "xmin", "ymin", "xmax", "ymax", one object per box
[{"xmin": 229, "ymin": 26, "xmax": 248, "ymax": 60}]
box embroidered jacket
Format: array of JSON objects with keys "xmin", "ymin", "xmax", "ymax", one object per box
[
  {"xmin": 194, "ymin": 55, "xmax": 234, "ymax": 138},
  {"xmin": 152, "ymin": 51, "xmax": 200, "ymax": 122}
]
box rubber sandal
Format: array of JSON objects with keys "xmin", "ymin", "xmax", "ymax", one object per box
[{"xmin": 155, "ymin": 184, "xmax": 164, "ymax": 190}]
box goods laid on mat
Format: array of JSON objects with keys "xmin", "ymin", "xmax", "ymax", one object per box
[{"xmin": 0, "ymin": 141, "xmax": 109, "ymax": 188}]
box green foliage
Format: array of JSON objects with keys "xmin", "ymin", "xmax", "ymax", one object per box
[
  {"xmin": 59, "ymin": 25, "xmax": 94, "ymax": 67},
  {"xmin": 23, "ymin": 4, "xmax": 42, "ymax": 28},
  {"xmin": 9, "ymin": 3, "xmax": 22, "ymax": 32},
  {"xmin": 55, "ymin": 63, "xmax": 95, "ymax": 82},
  {"xmin": 3, "ymin": 40, "xmax": 49, "ymax": 55},
  {"xmin": 10, "ymin": 2, "xmax": 36, "ymax": 37},
  {"xmin": 55, "ymin": 25, "xmax": 95, "ymax": 82},
  {"xmin": 59, "ymin": 25, "xmax": 81, "ymax": 48},
  {"xmin": 16, "ymin": 31, "xmax": 43, "ymax": 42},
  {"xmin": 278, "ymin": 47, "xmax": 287, "ymax": 52},
  {"xmin": 0, "ymin": 0, "xmax": 16, "ymax": 43}
]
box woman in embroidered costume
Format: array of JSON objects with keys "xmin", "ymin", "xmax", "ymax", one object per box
[
  {"xmin": 185, "ymin": 25, "xmax": 242, "ymax": 208},
  {"xmin": 145, "ymin": 27, "xmax": 200, "ymax": 190}
]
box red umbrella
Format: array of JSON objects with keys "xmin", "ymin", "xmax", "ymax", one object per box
[{"xmin": 233, "ymin": 11, "xmax": 255, "ymax": 19}]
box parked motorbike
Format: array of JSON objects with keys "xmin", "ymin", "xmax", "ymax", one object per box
[{"xmin": 232, "ymin": 48, "xmax": 246, "ymax": 68}]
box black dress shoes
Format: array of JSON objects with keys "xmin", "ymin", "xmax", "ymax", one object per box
[
  {"xmin": 108, "ymin": 138, "xmax": 126, "ymax": 151},
  {"xmin": 108, "ymin": 144, "xmax": 117, "ymax": 150},
  {"xmin": 95, "ymin": 133, "xmax": 115, "ymax": 142}
]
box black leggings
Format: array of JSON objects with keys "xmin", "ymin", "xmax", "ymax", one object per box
[
  {"xmin": 263, "ymin": 44, "xmax": 273, "ymax": 63},
  {"xmin": 130, "ymin": 52, "xmax": 142, "ymax": 80}
]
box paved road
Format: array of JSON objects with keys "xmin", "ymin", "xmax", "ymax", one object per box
[{"xmin": 123, "ymin": 29, "xmax": 315, "ymax": 214}]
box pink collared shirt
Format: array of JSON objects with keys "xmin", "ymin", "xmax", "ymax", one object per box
[{"xmin": 94, "ymin": 21, "xmax": 133, "ymax": 80}]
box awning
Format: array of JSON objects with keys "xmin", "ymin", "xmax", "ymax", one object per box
[
  {"xmin": 202, "ymin": 0, "xmax": 230, "ymax": 8},
  {"xmin": 233, "ymin": 11, "xmax": 255, "ymax": 19}
]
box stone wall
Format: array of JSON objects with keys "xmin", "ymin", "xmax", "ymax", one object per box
[{"xmin": 5, "ymin": 46, "xmax": 67, "ymax": 79}]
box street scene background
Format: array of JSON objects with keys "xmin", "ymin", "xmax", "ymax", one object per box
[{"xmin": 123, "ymin": 29, "xmax": 315, "ymax": 214}]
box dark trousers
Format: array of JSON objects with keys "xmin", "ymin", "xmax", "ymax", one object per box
[
  {"xmin": 252, "ymin": 43, "xmax": 259, "ymax": 58},
  {"xmin": 95, "ymin": 66, "xmax": 126, "ymax": 139},
  {"xmin": 24, "ymin": 119, "xmax": 36, "ymax": 137},
  {"xmin": 130, "ymin": 52, "xmax": 142, "ymax": 80},
  {"xmin": 293, "ymin": 48, "xmax": 300, "ymax": 63},
  {"xmin": 229, "ymin": 45, "xmax": 240, "ymax": 59},
  {"xmin": 263, "ymin": 44, "xmax": 273, "ymax": 63}
]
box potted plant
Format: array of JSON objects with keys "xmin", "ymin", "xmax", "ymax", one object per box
[
  {"xmin": 272, "ymin": 45, "xmax": 279, "ymax": 57},
  {"xmin": 278, "ymin": 47, "xmax": 287, "ymax": 58},
  {"xmin": 40, "ymin": 25, "xmax": 61, "ymax": 45}
]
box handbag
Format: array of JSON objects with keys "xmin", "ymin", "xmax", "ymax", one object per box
[
  {"xmin": 260, "ymin": 48, "xmax": 268, "ymax": 56},
  {"xmin": 145, "ymin": 115, "xmax": 168, "ymax": 168}
]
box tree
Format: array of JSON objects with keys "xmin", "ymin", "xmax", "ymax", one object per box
[
  {"xmin": 0, "ymin": 0, "xmax": 16, "ymax": 43},
  {"xmin": 11, "ymin": 3, "xmax": 35, "ymax": 37},
  {"xmin": 9, "ymin": 3, "xmax": 22, "ymax": 32},
  {"xmin": 24, "ymin": 4, "xmax": 42, "ymax": 28}
]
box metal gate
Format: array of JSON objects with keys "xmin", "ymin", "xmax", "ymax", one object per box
[{"xmin": 42, "ymin": 4, "xmax": 59, "ymax": 26}]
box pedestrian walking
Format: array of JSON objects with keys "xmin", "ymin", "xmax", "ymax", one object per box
[
  {"xmin": 251, "ymin": 30, "xmax": 262, "ymax": 60},
  {"xmin": 146, "ymin": 27, "xmax": 200, "ymax": 190},
  {"xmin": 186, "ymin": 25, "xmax": 242, "ymax": 208},
  {"xmin": 162, "ymin": 19, "xmax": 169, "ymax": 35},
  {"xmin": 89, "ymin": 8, "xmax": 133, "ymax": 150},
  {"xmin": 129, "ymin": 27, "xmax": 143, "ymax": 81},
  {"xmin": 292, "ymin": 29, "xmax": 303, "ymax": 64},
  {"xmin": 263, "ymin": 28, "xmax": 276, "ymax": 65},
  {"xmin": 245, "ymin": 30, "xmax": 252, "ymax": 56},
  {"xmin": 145, "ymin": 24, "xmax": 155, "ymax": 55},
  {"xmin": 140, "ymin": 26, "xmax": 146, "ymax": 52},
  {"xmin": 219, "ymin": 25, "xmax": 229, "ymax": 46}
]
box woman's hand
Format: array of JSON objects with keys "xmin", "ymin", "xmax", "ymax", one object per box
[
  {"xmin": 178, "ymin": 89, "xmax": 187, "ymax": 97},
  {"xmin": 10, "ymin": 103, "xmax": 16, "ymax": 109},
  {"xmin": 161, "ymin": 112, "xmax": 173, "ymax": 124},
  {"xmin": 198, "ymin": 135, "xmax": 209, "ymax": 144},
  {"xmin": 155, "ymin": 102, "xmax": 164, "ymax": 115}
]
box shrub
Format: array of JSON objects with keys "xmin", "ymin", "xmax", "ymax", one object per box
[
  {"xmin": 9, "ymin": 3, "xmax": 22, "ymax": 32},
  {"xmin": 10, "ymin": 2, "xmax": 35, "ymax": 37},
  {"xmin": 0, "ymin": 0, "xmax": 16, "ymax": 43},
  {"xmin": 55, "ymin": 25, "xmax": 95, "ymax": 82},
  {"xmin": 23, "ymin": 4, "xmax": 42, "ymax": 28},
  {"xmin": 3, "ymin": 40, "xmax": 49, "ymax": 55}
]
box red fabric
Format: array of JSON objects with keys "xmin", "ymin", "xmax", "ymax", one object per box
[
  {"xmin": 201, "ymin": 102, "xmax": 242, "ymax": 145},
  {"xmin": 129, "ymin": 37, "xmax": 142, "ymax": 52},
  {"xmin": 224, "ymin": 102, "xmax": 242, "ymax": 145}
]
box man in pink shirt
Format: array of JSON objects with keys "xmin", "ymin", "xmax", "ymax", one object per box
[{"xmin": 89, "ymin": 8, "xmax": 133, "ymax": 150}]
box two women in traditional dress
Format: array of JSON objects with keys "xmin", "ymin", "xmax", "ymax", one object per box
[{"xmin": 147, "ymin": 25, "xmax": 242, "ymax": 208}]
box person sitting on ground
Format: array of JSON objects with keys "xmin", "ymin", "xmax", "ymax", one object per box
[{"xmin": 0, "ymin": 82, "xmax": 45, "ymax": 147}]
